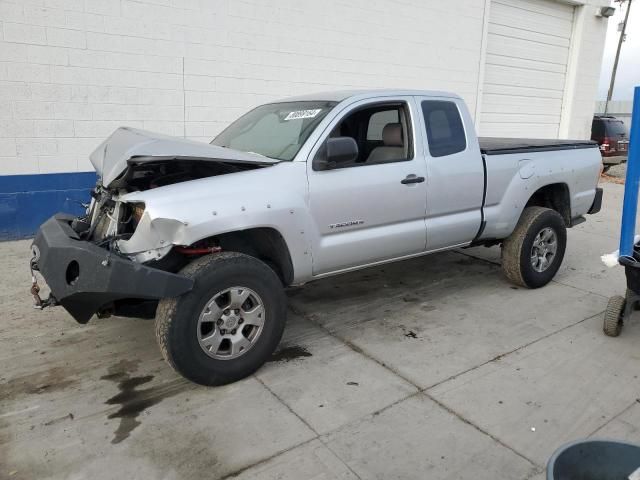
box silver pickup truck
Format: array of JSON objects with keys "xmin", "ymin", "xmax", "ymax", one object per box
[{"xmin": 31, "ymin": 89, "xmax": 603, "ymax": 385}]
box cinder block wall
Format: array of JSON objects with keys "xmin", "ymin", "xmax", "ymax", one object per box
[
  {"xmin": 0, "ymin": 0, "xmax": 487, "ymax": 238},
  {"xmin": 0, "ymin": 0, "xmax": 608, "ymax": 238},
  {"xmin": 0, "ymin": 0, "xmax": 484, "ymax": 175}
]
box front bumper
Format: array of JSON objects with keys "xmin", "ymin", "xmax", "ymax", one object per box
[{"xmin": 32, "ymin": 214, "xmax": 193, "ymax": 323}]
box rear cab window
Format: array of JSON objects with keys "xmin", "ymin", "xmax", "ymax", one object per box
[
  {"xmin": 605, "ymin": 120, "xmax": 628, "ymax": 137},
  {"xmin": 421, "ymin": 100, "xmax": 466, "ymax": 157}
]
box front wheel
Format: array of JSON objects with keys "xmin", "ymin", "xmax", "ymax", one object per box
[
  {"xmin": 155, "ymin": 252, "xmax": 286, "ymax": 386},
  {"xmin": 501, "ymin": 206, "xmax": 567, "ymax": 288}
]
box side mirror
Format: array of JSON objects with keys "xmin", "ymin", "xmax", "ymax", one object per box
[{"xmin": 314, "ymin": 137, "xmax": 359, "ymax": 170}]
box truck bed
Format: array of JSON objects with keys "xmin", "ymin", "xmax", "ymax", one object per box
[{"xmin": 479, "ymin": 137, "xmax": 598, "ymax": 155}]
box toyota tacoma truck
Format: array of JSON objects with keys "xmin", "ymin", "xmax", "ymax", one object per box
[{"xmin": 30, "ymin": 90, "xmax": 603, "ymax": 386}]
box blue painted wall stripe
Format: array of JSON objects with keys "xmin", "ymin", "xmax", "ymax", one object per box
[
  {"xmin": 0, "ymin": 171, "xmax": 97, "ymax": 194},
  {"xmin": 0, "ymin": 172, "xmax": 97, "ymax": 240}
]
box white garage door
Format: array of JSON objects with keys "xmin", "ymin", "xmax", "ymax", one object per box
[{"xmin": 479, "ymin": 0, "xmax": 575, "ymax": 138}]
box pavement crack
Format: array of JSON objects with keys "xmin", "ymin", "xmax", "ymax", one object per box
[
  {"xmin": 217, "ymin": 437, "xmax": 318, "ymax": 480},
  {"xmin": 423, "ymin": 391, "xmax": 541, "ymax": 469},
  {"xmin": 316, "ymin": 436, "xmax": 365, "ymax": 480},
  {"xmin": 254, "ymin": 374, "xmax": 319, "ymax": 437},
  {"xmin": 586, "ymin": 397, "xmax": 640, "ymax": 438},
  {"xmin": 288, "ymin": 304, "xmax": 420, "ymax": 390},
  {"xmin": 289, "ymin": 298, "xmax": 607, "ymax": 473},
  {"xmin": 425, "ymin": 311, "xmax": 605, "ymax": 391}
]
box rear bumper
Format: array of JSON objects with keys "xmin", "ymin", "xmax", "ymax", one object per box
[
  {"xmin": 588, "ymin": 188, "xmax": 603, "ymax": 215},
  {"xmin": 602, "ymin": 155, "xmax": 627, "ymax": 166},
  {"xmin": 32, "ymin": 214, "xmax": 193, "ymax": 323}
]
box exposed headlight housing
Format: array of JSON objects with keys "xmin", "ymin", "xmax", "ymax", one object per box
[{"xmin": 130, "ymin": 202, "xmax": 145, "ymax": 226}]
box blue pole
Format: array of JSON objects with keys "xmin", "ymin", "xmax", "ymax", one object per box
[{"xmin": 619, "ymin": 86, "xmax": 640, "ymax": 258}]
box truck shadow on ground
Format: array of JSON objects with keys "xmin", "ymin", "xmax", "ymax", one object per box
[{"xmin": 285, "ymin": 249, "xmax": 507, "ymax": 329}]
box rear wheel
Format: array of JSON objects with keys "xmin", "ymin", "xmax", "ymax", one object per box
[
  {"xmin": 156, "ymin": 252, "xmax": 286, "ymax": 386},
  {"xmin": 501, "ymin": 207, "xmax": 567, "ymax": 288}
]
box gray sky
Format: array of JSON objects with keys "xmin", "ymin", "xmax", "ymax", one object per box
[{"xmin": 598, "ymin": 0, "xmax": 640, "ymax": 100}]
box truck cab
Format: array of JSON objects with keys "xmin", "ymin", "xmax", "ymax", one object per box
[{"xmin": 302, "ymin": 92, "xmax": 484, "ymax": 274}]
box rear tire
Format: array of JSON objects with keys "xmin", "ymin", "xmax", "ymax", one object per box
[
  {"xmin": 155, "ymin": 252, "xmax": 286, "ymax": 386},
  {"xmin": 501, "ymin": 207, "xmax": 567, "ymax": 288}
]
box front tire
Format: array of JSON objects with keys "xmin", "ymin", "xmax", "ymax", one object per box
[
  {"xmin": 501, "ymin": 206, "xmax": 567, "ymax": 288},
  {"xmin": 156, "ymin": 252, "xmax": 286, "ymax": 386}
]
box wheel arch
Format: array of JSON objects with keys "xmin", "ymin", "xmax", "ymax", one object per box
[
  {"xmin": 523, "ymin": 182, "xmax": 571, "ymax": 226},
  {"xmin": 197, "ymin": 227, "xmax": 295, "ymax": 286}
]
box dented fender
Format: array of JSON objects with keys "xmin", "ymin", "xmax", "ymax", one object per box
[
  {"xmin": 116, "ymin": 212, "xmax": 184, "ymax": 262},
  {"xmin": 114, "ymin": 161, "xmax": 314, "ymax": 281}
]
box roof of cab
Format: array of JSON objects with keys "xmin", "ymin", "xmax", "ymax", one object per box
[{"xmin": 273, "ymin": 89, "xmax": 461, "ymax": 104}]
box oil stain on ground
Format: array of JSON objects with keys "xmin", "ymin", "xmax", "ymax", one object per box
[
  {"xmin": 0, "ymin": 366, "xmax": 77, "ymax": 401},
  {"xmin": 101, "ymin": 360, "xmax": 189, "ymax": 444},
  {"xmin": 268, "ymin": 345, "xmax": 312, "ymax": 363}
]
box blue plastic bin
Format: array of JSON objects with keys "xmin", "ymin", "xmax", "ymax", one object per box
[{"xmin": 547, "ymin": 439, "xmax": 640, "ymax": 480}]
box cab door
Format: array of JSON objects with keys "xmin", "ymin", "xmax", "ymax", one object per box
[
  {"xmin": 306, "ymin": 97, "xmax": 428, "ymax": 275},
  {"xmin": 416, "ymin": 97, "xmax": 484, "ymax": 250}
]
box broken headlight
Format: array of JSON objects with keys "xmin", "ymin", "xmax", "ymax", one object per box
[{"xmin": 130, "ymin": 202, "xmax": 145, "ymax": 227}]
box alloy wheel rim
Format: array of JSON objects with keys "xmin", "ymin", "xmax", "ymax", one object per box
[
  {"xmin": 530, "ymin": 227, "xmax": 558, "ymax": 273},
  {"xmin": 197, "ymin": 286, "xmax": 265, "ymax": 360}
]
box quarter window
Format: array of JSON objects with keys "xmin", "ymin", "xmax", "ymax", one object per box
[{"xmin": 421, "ymin": 101, "xmax": 466, "ymax": 157}]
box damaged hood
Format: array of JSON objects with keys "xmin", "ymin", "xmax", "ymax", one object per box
[{"xmin": 89, "ymin": 127, "xmax": 278, "ymax": 187}]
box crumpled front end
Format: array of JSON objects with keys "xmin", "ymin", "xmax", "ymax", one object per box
[
  {"xmin": 79, "ymin": 185, "xmax": 205, "ymax": 264},
  {"xmin": 30, "ymin": 126, "xmax": 282, "ymax": 322},
  {"xmin": 31, "ymin": 214, "xmax": 193, "ymax": 323}
]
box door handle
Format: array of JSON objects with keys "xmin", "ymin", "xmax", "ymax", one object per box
[{"xmin": 401, "ymin": 174, "xmax": 425, "ymax": 185}]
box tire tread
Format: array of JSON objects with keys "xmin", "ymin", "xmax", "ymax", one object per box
[
  {"xmin": 155, "ymin": 252, "xmax": 285, "ymax": 386},
  {"xmin": 501, "ymin": 206, "xmax": 566, "ymax": 288},
  {"xmin": 603, "ymin": 295, "xmax": 625, "ymax": 337}
]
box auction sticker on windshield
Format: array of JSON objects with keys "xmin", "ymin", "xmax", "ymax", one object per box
[{"xmin": 284, "ymin": 109, "xmax": 322, "ymax": 121}]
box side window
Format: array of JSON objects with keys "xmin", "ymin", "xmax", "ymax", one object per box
[
  {"xmin": 315, "ymin": 102, "xmax": 412, "ymax": 170},
  {"xmin": 421, "ymin": 101, "xmax": 466, "ymax": 157}
]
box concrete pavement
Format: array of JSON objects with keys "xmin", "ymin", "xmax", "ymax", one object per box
[{"xmin": 1, "ymin": 181, "xmax": 638, "ymax": 480}]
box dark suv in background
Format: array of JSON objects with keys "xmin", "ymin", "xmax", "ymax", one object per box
[{"xmin": 592, "ymin": 115, "xmax": 629, "ymax": 172}]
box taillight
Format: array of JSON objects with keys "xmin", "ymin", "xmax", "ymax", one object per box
[{"xmin": 600, "ymin": 137, "xmax": 612, "ymax": 153}]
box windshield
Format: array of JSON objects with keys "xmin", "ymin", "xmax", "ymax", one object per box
[{"xmin": 211, "ymin": 101, "xmax": 337, "ymax": 161}]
